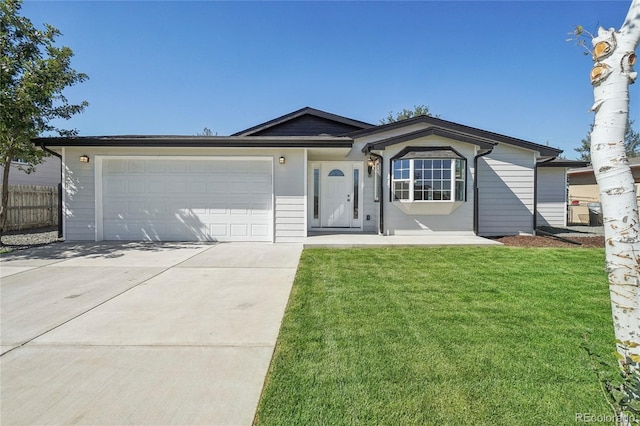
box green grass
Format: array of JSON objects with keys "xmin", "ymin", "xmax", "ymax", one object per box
[{"xmin": 255, "ymin": 247, "xmax": 617, "ymax": 426}]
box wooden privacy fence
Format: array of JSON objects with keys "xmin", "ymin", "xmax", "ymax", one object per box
[{"xmin": 2, "ymin": 185, "xmax": 60, "ymax": 231}]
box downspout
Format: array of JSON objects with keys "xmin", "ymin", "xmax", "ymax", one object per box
[
  {"xmin": 533, "ymin": 156, "xmax": 557, "ymax": 235},
  {"xmin": 367, "ymin": 149, "xmax": 384, "ymax": 235},
  {"xmin": 40, "ymin": 141, "xmax": 63, "ymax": 238},
  {"xmin": 473, "ymin": 147, "xmax": 494, "ymax": 235}
]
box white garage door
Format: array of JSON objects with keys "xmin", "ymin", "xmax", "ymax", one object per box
[{"xmin": 100, "ymin": 157, "xmax": 273, "ymax": 241}]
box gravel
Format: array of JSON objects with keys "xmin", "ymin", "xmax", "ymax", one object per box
[{"xmin": 1, "ymin": 226, "xmax": 63, "ymax": 251}]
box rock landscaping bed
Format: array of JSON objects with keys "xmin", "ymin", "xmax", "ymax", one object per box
[{"xmin": 0, "ymin": 226, "xmax": 62, "ymax": 252}]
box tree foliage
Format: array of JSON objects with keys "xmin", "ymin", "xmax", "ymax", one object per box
[
  {"xmin": 575, "ymin": 118, "xmax": 640, "ymax": 161},
  {"xmin": 0, "ymin": 0, "xmax": 88, "ymax": 234},
  {"xmin": 197, "ymin": 127, "xmax": 216, "ymax": 136},
  {"xmin": 380, "ymin": 104, "xmax": 436, "ymax": 124}
]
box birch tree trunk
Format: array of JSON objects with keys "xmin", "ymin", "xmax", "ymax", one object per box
[{"xmin": 590, "ymin": 0, "xmax": 640, "ymax": 367}]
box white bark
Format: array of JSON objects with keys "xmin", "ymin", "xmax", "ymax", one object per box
[{"xmin": 590, "ymin": 0, "xmax": 640, "ymax": 366}]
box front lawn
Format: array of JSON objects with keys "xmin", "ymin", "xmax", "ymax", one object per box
[{"xmin": 255, "ymin": 247, "xmax": 617, "ymax": 425}]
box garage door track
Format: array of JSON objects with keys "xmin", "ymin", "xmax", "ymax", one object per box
[{"xmin": 0, "ymin": 242, "xmax": 302, "ymax": 425}]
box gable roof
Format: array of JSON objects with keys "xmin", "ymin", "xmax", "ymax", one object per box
[
  {"xmin": 354, "ymin": 115, "xmax": 562, "ymax": 157},
  {"xmin": 360, "ymin": 127, "xmax": 497, "ymax": 152},
  {"xmin": 232, "ymin": 106, "xmax": 374, "ymax": 136}
]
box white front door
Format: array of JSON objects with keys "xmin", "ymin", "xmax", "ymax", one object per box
[
  {"xmin": 323, "ymin": 167, "xmax": 350, "ymax": 227},
  {"xmin": 312, "ymin": 162, "xmax": 362, "ymax": 229}
]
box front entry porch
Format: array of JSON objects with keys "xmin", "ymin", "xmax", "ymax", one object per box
[
  {"xmin": 308, "ymin": 161, "xmax": 364, "ymax": 231},
  {"xmin": 303, "ymin": 232, "xmax": 502, "ymax": 248}
]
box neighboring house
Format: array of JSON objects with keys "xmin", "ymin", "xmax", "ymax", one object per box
[
  {"xmin": 0, "ymin": 156, "xmax": 61, "ymax": 187},
  {"xmin": 567, "ymin": 157, "xmax": 640, "ymax": 225},
  {"xmin": 33, "ymin": 107, "xmax": 582, "ymax": 242}
]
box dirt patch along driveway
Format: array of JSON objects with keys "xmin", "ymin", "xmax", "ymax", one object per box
[{"xmin": 0, "ymin": 242, "xmax": 303, "ymax": 426}]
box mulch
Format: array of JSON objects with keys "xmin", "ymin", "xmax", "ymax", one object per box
[{"xmin": 492, "ymin": 235, "xmax": 605, "ymax": 248}]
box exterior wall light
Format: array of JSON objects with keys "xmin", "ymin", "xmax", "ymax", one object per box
[
  {"xmin": 367, "ymin": 157, "xmax": 376, "ymax": 177},
  {"xmin": 79, "ymin": 155, "xmax": 90, "ymax": 163},
  {"xmin": 279, "ymin": 156, "xmax": 286, "ymax": 165}
]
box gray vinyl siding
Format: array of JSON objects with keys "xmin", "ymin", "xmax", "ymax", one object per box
[
  {"xmin": 0, "ymin": 157, "xmax": 61, "ymax": 187},
  {"xmin": 536, "ymin": 168, "xmax": 567, "ymax": 227},
  {"xmin": 273, "ymin": 150, "xmax": 306, "ymax": 242},
  {"xmin": 274, "ymin": 196, "xmax": 305, "ymax": 242},
  {"xmin": 63, "ymin": 148, "xmax": 96, "ymax": 241},
  {"xmin": 363, "ymin": 171, "xmax": 378, "ymax": 232},
  {"xmin": 477, "ymin": 145, "xmax": 536, "ymax": 236}
]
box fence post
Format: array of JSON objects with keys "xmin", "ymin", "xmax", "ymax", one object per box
[
  {"xmin": 57, "ymin": 183, "xmax": 63, "ymax": 238},
  {"xmin": 49, "ymin": 186, "xmax": 54, "ymax": 225}
]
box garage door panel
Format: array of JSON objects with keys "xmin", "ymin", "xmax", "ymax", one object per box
[
  {"xmin": 252, "ymin": 181, "xmax": 272, "ymax": 194},
  {"xmin": 209, "ymin": 224, "xmax": 228, "ymax": 236},
  {"xmin": 167, "ymin": 162, "xmax": 188, "ymax": 173},
  {"xmin": 231, "ymin": 181, "xmax": 249, "ymax": 194},
  {"xmin": 189, "ymin": 181, "xmax": 206, "ymax": 193},
  {"xmin": 167, "ymin": 180, "xmax": 186, "ymax": 193},
  {"xmin": 207, "ymin": 181, "xmax": 229, "ymax": 194},
  {"xmin": 252, "ymin": 224, "xmax": 269, "ymax": 236},
  {"xmin": 148, "ymin": 181, "xmax": 165, "ymax": 193},
  {"xmin": 127, "ymin": 160, "xmax": 146, "ymax": 173},
  {"xmin": 230, "ymin": 224, "xmax": 248, "ymax": 237},
  {"xmin": 251, "ymin": 161, "xmax": 271, "ymax": 172},
  {"xmin": 102, "ymin": 158, "xmax": 273, "ymax": 242},
  {"xmin": 189, "ymin": 161, "xmax": 210, "ymax": 173},
  {"xmin": 147, "ymin": 161, "xmax": 166, "ymax": 173},
  {"xmin": 128, "ymin": 180, "xmax": 146, "ymax": 194}
]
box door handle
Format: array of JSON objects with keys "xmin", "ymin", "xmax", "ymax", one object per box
[{"xmin": 347, "ymin": 195, "xmax": 351, "ymax": 202}]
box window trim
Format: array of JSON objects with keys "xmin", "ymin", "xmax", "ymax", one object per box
[{"xmin": 389, "ymin": 147, "xmax": 467, "ymax": 203}]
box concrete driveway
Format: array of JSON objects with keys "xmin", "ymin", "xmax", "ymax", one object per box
[{"xmin": 0, "ymin": 242, "xmax": 302, "ymax": 425}]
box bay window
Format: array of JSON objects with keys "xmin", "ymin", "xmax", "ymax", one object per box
[{"xmin": 392, "ymin": 149, "xmax": 466, "ymax": 202}]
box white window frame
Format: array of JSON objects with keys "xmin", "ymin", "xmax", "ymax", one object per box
[{"xmin": 392, "ymin": 157, "xmax": 466, "ymax": 203}]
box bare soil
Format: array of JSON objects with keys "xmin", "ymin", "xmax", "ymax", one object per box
[{"xmin": 493, "ymin": 235, "xmax": 605, "ymax": 248}]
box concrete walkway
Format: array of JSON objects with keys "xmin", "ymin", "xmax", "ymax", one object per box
[
  {"xmin": 0, "ymin": 242, "xmax": 302, "ymax": 426},
  {"xmin": 304, "ymin": 232, "xmax": 502, "ymax": 248}
]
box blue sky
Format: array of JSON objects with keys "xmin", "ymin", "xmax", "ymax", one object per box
[{"xmin": 22, "ymin": 0, "xmax": 639, "ymax": 159}]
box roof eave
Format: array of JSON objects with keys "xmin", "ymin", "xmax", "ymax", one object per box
[
  {"xmin": 537, "ymin": 159, "xmax": 590, "ymax": 168},
  {"xmin": 33, "ymin": 136, "xmax": 354, "ymax": 149}
]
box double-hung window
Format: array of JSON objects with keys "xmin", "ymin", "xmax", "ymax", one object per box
[{"xmin": 392, "ymin": 148, "xmax": 466, "ymax": 202}]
